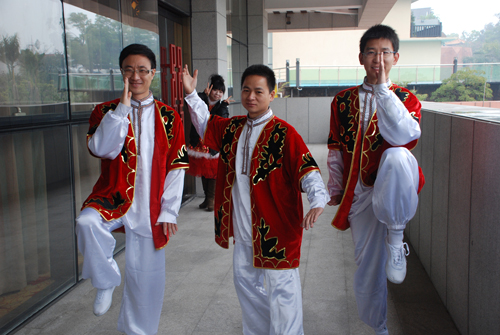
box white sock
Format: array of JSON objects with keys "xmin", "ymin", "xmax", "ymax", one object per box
[{"xmin": 387, "ymin": 229, "xmax": 404, "ymax": 246}]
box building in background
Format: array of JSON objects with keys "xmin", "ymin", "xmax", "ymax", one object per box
[
  {"xmin": 270, "ymin": 0, "xmax": 450, "ymax": 89},
  {"xmin": 0, "ymin": 0, "xmax": 404, "ymax": 333}
]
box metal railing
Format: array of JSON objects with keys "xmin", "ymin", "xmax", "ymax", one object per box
[
  {"xmin": 411, "ymin": 23, "xmax": 442, "ymax": 38},
  {"xmin": 273, "ymin": 63, "xmax": 500, "ymax": 87}
]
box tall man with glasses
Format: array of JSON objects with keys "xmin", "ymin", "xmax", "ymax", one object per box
[
  {"xmin": 326, "ymin": 24, "xmax": 424, "ymax": 335},
  {"xmin": 75, "ymin": 43, "xmax": 189, "ymax": 335}
]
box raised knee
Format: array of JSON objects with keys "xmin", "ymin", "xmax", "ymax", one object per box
[
  {"xmin": 380, "ymin": 147, "xmax": 414, "ymax": 168},
  {"xmin": 75, "ymin": 210, "xmax": 99, "ymax": 234}
]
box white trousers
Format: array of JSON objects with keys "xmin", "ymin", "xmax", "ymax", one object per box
[
  {"xmin": 233, "ymin": 242, "xmax": 304, "ymax": 335},
  {"xmin": 350, "ymin": 147, "xmax": 419, "ymax": 333},
  {"xmin": 75, "ymin": 208, "xmax": 166, "ymax": 335}
]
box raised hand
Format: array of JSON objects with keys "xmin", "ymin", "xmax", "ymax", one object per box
[
  {"xmin": 204, "ymin": 82, "xmax": 213, "ymax": 96},
  {"xmin": 377, "ymin": 52, "xmax": 386, "ymax": 85},
  {"xmin": 223, "ymin": 96, "xmax": 235, "ymax": 105},
  {"xmin": 121, "ymin": 77, "xmax": 132, "ymax": 106},
  {"xmin": 182, "ymin": 64, "xmax": 198, "ymax": 95}
]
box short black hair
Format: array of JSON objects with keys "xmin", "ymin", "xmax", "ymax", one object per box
[
  {"xmin": 359, "ymin": 24, "xmax": 399, "ymax": 53},
  {"xmin": 119, "ymin": 44, "xmax": 156, "ymax": 69},
  {"xmin": 241, "ymin": 64, "xmax": 276, "ymax": 93},
  {"xmin": 209, "ymin": 74, "xmax": 226, "ymax": 93}
]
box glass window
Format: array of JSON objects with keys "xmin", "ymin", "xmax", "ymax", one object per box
[
  {"xmin": 63, "ymin": 1, "xmax": 124, "ymax": 120},
  {"xmin": 0, "ymin": 127, "xmax": 76, "ymax": 334},
  {"xmin": 0, "ymin": 0, "xmax": 69, "ymax": 130}
]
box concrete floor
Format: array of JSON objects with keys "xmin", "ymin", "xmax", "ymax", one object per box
[{"xmin": 12, "ymin": 144, "xmax": 460, "ymax": 335}]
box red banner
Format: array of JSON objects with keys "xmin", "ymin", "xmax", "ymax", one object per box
[{"xmin": 160, "ymin": 45, "xmax": 184, "ymax": 119}]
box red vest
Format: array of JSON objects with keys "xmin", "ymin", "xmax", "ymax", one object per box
[
  {"xmin": 82, "ymin": 98, "xmax": 189, "ymax": 249},
  {"xmin": 204, "ymin": 115, "xmax": 320, "ymax": 269},
  {"xmin": 328, "ymin": 85, "xmax": 424, "ymax": 231}
]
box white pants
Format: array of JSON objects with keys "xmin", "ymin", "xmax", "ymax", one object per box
[
  {"xmin": 350, "ymin": 147, "xmax": 419, "ymax": 333},
  {"xmin": 75, "ymin": 208, "xmax": 166, "ymax": 335},
  {"xmin": 233, "ymin": 242, "xmax": 304, "ymax": 335}
]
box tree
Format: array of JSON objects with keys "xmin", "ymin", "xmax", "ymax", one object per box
[
  {"xmin": 0, "ymin": 34, "xmax": 21, "ymax": 101},
  {"xmin": 430, "ymin": 68, "xmax": 493, "ymax": 102},
  {"xmin": 463, "ymin": 13, "xmax": 500, "ymax": 63}
]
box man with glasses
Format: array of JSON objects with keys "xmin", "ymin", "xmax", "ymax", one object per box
[
  {"xmin": 75, "ymin": 44, "xmax": 188, "ymax": 335},
  {"xmin": 326, "ymin": 24, "xmax": 424, "ymax": 335}
]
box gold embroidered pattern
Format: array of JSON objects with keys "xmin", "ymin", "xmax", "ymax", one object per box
[
  {"xmin": 252, "ymin": 122, "xmax": 287, "ymax": 185},
  {"xmin": 257, "ymin": 218, "xmax": 286, "ymax": 260}
]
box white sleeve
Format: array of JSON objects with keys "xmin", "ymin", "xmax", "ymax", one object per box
[
  {"xmin": 184, "ymin": 90, "xmax": 210, "ymax": 140},
  {"xmin": 301, "ymin": 171, "xmax": 330, "ymax": 209},
  {"xmin": 374, "ymin": 83, "xmax": 421, "ymax": 146},
  {"xmin": 88, "ymin": 103, "xmax": 132, "ymax": 159},
  {"xmin": 157, "ymin": 169, "xmax": 186, "ymax": 224},
  {"xmin": 327, "ymin": 149, "xmax": 344, "ymax": 197}
]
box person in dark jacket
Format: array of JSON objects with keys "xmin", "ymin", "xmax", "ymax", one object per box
[{"xmin": 187, "ymin": 74, "xmax": 232, "ymax": 211}]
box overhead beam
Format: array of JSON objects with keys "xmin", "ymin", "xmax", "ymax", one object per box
[{"xmin": 265, "ymin": 0, "xmax": 363, "ymax": 12}]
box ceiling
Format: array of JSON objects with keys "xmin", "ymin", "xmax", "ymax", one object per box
[{"xmin": 266, "ymin": 0, "xmax": 398, "ymax": 32}]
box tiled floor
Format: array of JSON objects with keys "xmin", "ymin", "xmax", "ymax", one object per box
[{"xmin": 12, "ymin": 144, "xmax": 460, "ymax": 335}]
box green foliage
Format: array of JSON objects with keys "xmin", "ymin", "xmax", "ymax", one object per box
[
  {"xmin": 0, "ymin": 33, "xmax": 68, "ymax": 104},
  {"xmin": 66, "ymin": 12, "xmax": 122, "ymax": 71},
  {"xmin": 430, "ymin": 68, "xmax": 493, "ymax": 102},
  {"xmin": 463, "ymin": 14, "xmax": 500, "ymax": 63}
]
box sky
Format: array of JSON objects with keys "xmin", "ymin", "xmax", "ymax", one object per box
[{"xmin": 411, "ymin": 0, "xmax": 500, "ymax": 36}]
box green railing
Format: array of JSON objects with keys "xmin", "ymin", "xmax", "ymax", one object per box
[
  {"xmin": 273, "ymin": 63, "xmax": 500, "ymax": 87},
  {"xmin": 57, "ymin": 63, "xmax": 500, "ymax": 91}
]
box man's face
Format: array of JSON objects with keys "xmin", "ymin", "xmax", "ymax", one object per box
[
  {"xmin": 241, "ymin": 75, "xmax": 275, "ymax": 118},
  {"xmin": 359, "ymin": 38, "xmax": 399, "ymax": 84},
  {"xmin": 121, "ymin": 54, "xmax": 156, "ymax": 100}
]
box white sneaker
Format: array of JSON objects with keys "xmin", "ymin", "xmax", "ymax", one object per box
[
  {"xmin": 375, "ymin": 326, "xmax": 389, "ymax": 335},
  {"xmin": 93, "ymin": 287, "xmax": 115, "ymax": 316},
  {"xmin": 385, "ymin": 237, "xmax": 409, "ymax": 284}
]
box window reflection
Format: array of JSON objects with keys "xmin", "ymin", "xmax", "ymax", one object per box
[
  {"xmin": 64, "ymin": 2, "xmax": 161, "ymax": 118},
  {"xmin": 64, "ymin": 3, "xmax": 123, "ymax": 118},
  {"xmin": 0, "ymin": 128, "xmax": 75, "ymax": 333},
  {"xmin": 0, "ymin": 0, "xmax": 68, "ymax": 128}
]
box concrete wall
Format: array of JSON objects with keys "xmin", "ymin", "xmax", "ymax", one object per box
[{"xmin": 408, "ymin": 109, "xmax": 500, "ymax": 335}]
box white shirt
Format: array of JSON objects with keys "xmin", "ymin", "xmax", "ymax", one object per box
[
  {"xmin": 185, "ymin": 90, "xmax": 329, "ymax": 246},
  {"xmin": 87, "ymin": 95, "xmax": 184, "ymax": 238}
]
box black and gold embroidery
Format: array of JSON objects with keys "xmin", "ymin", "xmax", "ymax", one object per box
[
  {"xmin": 160, "ymin": 105, "xmax": 175, "ymax": 141},
  {"xmin": 172, "ymin": 145, "xmax": 189, "ymax": 165},
  {"xmin": 120, "ymin": 146, "xmax": 129, "ymax": 163},
  {"xmin": 393, "ymin": 87, "xmax": 409, "ymax": 103},
  {"xmin": 258, "ymin": 218, "xmax": 285, "ymax": 260},
  {"xmin": 299, "ymin": 152, "xmax": 318, "ymax": 172},
  {"xmin": 369, "ymin": 132, "xmax": 384, "ymax": 151},
  {"xmin": 214, "ymin": 206, "xmax": 223, "ymax": 237},
  {"xmin": 336, "ymin": 91, "xmax": 357, "ymax": 153},
  {"xmin": 85, "ymin": 192, "xmax": 125, "ymax": 210},
  {"xmin": 101, "ymin": 102, "xmax": 118, "ymax": 116},
  {"xmin": 252, "ymin": 123, "xmax": 286, "ymax": 185},
  {"xmin": 220, "ymin": 118, "xmax": 244, "ymax": 164},
  {"xmin": 409, "ymin": 111, "xmax": 420, "ymax": 123}
]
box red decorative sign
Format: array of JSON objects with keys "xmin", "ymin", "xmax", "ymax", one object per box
[{"xmin": 160, "ymin": 45, "xmax": 184, "ymax": 119}]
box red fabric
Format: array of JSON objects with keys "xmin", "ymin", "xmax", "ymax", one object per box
[
  {"xmin": 204, "ymin": 115, "xmax": 321, "ymax": 269},
  {"xmin": 186, "ymin": 143, "xmax": 219, "ymax": 179},
  {"xmin": 328, "ymin": 85, "xmax": 424, "ymax": 231},
  {"xmin": 82, "ymin": 99, "xmax": 189, "ymax": 249}
]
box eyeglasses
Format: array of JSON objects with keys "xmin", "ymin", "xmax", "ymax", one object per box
[
  {"xmin": 362, "ymin": 51, "xmax": 396, "ymax": 58},
  {"xmin": 121, "ymin": 68, "xmax": 153, "ymax": 77}
]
